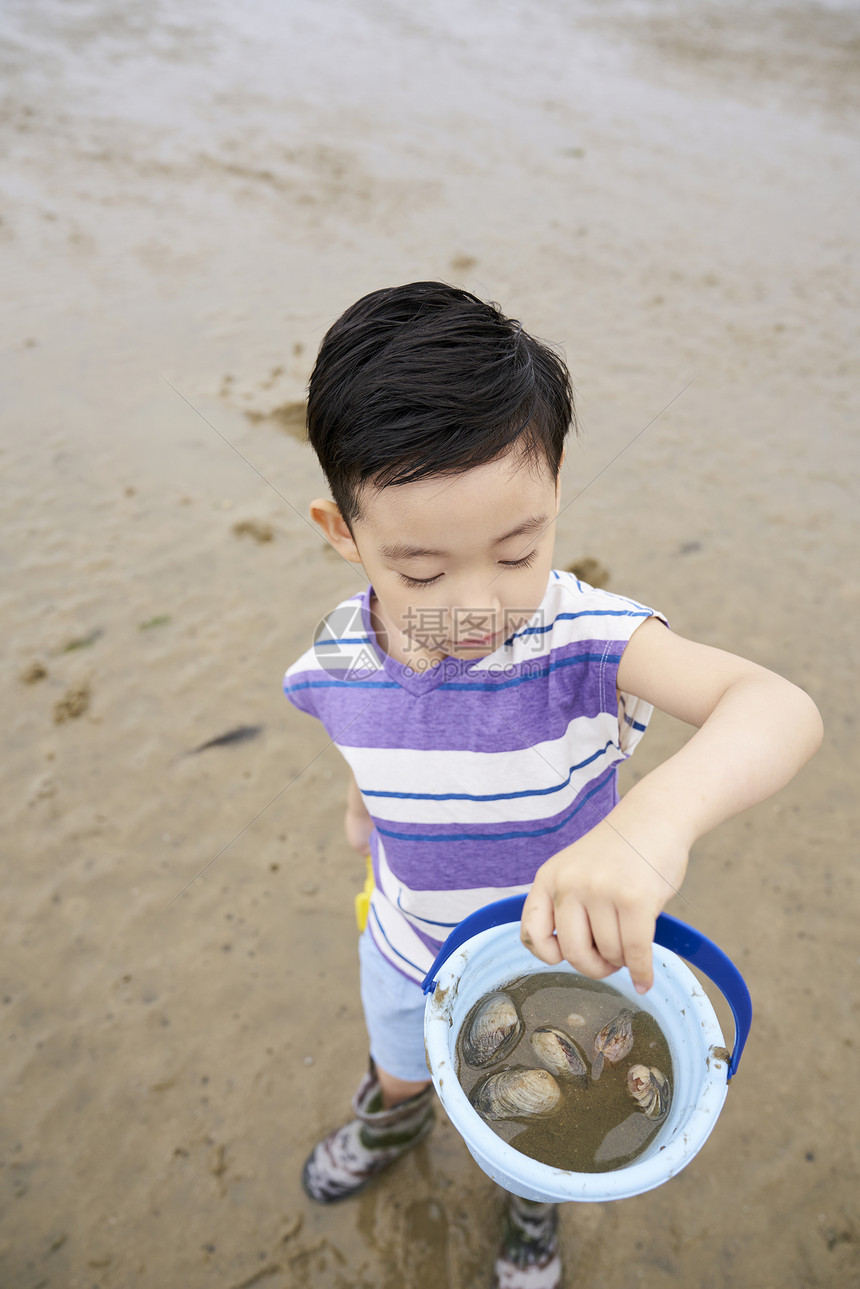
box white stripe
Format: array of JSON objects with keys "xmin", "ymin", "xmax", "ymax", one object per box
[
  {"xmin": 368, "ymin": 890, "xmax": 434, "ymax": 983},
  {"xmin": 340, "ymin": 717, "xmax": 621, "ymax": 824}
]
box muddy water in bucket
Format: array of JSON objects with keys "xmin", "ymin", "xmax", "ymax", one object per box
[{"xmin": 457, "ymin": 972, "xmax": 674, "ymax": 1173}]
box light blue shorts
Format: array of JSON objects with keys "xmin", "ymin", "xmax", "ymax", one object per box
[{"xmin": 358, "ymin": 927, "xmax": 431, "ymax": 1083}]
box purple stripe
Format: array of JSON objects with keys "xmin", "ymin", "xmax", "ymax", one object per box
[
  {"xmin": 411, "ymin": 920, "xmax": 449, "ymax": 958},
  {"xmin": 283, "ymin": 638, "xmax": 630, "ymax": 753},
  {"xmin": 377, "ymin": 773, "xmax": 619, "ymax": 891}
]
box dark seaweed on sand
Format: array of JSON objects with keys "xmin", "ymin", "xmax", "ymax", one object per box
[
  {"xmin": 188, "ymin": 725, "xmax": 263, "ymax": 754},
  {"xmin": 60, "ymin": 628, "xmax": 104, "ymax": 652}
]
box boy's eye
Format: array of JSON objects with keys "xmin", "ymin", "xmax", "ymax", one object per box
[
  {"xmin": 397, "ymin": 551, "xmax": 538, "ymax": 589},
  {"xmin": 501, "ymin": 552, "xmax": 537, "ymax": 570},
  {"xmin": 399, "ymin": 572, "xmax": 443, "ymax": 588}
]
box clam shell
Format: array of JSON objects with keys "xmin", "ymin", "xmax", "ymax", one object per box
[
  {"xmin": 627, "ymin": 1064, "xmax": 670, "ymax": 1121},
  {"xmin": 591, "ymin": 1008, "xmax": 635, "ymax": 1079},
  {"xmin": 461, "ymin": 991, "xmax": 524, "ymax": 1068},
  {"xmin": 530, "ymin": 1026, "xmax": 589, "ymax": 1086},
  {"xmin": 469, "ymin": 1067, "xmax": 562, "ymax": 1121}
]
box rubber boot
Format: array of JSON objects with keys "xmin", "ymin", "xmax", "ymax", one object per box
[
  {"xmin": 491, "ymin": 1194, "xmax": 562, "ymax": 1289},
  {"xmin": 301, "ymin": 1059, "xmax": 435, "ymax": 1203}
]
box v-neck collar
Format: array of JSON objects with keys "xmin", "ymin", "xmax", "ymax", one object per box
[{"xmin": 358, "ymin": 584, "xmax": 500, "ymax": 696}]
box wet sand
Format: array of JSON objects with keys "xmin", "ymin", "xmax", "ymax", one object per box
[{"xmin": 1, "ymin": 1, "xmax": 858, "ymax": 1285}]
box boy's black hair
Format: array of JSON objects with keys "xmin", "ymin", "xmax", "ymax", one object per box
[{"xmin": 306, "ymin": 281, "xmax": 576, "ymax": 529}]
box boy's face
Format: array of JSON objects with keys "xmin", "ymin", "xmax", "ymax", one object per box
[{"xmin": 313, "ymin": 446, "xmax": 560, "ymax": 667}]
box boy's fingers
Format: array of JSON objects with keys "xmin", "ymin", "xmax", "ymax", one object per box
[
  {"xmin": 582, "ymin": 901, "xmax": 624, "ymax": 970},
  {"xmin": 619, "ymin": 907, "xmax": 656, "ymax": 993},
  {"xmin": 555, "ymin": 904, "xmax": 618, "ymax": 979},
  {"xmin": 520, "ymin": 890, "xmax": 562, "ymax": 964}
]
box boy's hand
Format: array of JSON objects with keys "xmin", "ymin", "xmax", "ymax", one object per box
[
  {"xmin": 520, "ymin": 815, "xmax": 688, "ymax": 994},
  {"xmin": 345, "ymin": 804, "xmax": 374, "ymax": 853}
]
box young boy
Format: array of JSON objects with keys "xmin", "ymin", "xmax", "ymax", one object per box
[{"xmin": 282, "ymin": 282, "xmax": 822, "ymax": 1288}]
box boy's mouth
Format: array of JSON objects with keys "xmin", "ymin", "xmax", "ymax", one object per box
[{"xmin": 454, "ymin": 630, "xmax": 499, "ymax": 649}]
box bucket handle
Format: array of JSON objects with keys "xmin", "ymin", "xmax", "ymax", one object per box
[{"xmin": 421, "ymin": 896, "xmax": 752, "ymax": 1082}]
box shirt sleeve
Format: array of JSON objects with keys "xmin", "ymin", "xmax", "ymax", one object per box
[
  {"xmin": 282, "ymin": 649, "xmax": 320, "ymax": 720},
  {"xmin": 607, "ymin": 607, "xmax": 669, "ymax": 757},
  {"xmin": 553, "ymin": 572, "xmax": 668, "ymax": 760}
]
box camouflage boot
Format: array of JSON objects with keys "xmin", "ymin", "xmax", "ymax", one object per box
[
  {"xmin": 301, "ymin": 1060, "xmax": 435, "ymax": 1203},
  {"xmin": 491, "ymin": 1194, "xmax": 562, "ymax": 1289}
]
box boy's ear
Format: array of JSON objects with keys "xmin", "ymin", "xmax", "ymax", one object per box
[{"xmin": 309, "ymin": 499, "xmax": 363, "ymax": 563}]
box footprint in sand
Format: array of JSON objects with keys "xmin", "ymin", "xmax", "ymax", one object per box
[
  {"xmin": 245, "ymin": 400, "xmax": 307, "ymax": 440},
  {"xmin": 232, "ymin": 519, "xmax": 274, "ymax": 544},
  {"xmin": 565, "ymin": 558, "xmax": 610, "ymax": 588},
  {"xmin": 53, "ymin": 681, "xmax": 90, "ymax": 724},
  {"xmin": 20, "ymin": 661, "xmax": 48, "ymax": 684}
]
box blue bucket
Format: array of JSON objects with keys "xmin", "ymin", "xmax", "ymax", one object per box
[{"xmin": 422, "ymin": 897, "xmax": 752, "ymax": 1203}]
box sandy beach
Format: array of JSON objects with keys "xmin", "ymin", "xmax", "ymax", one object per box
[{"xmin": 1, "ymin": 1, "xmax": 858, "ymax": 1285}]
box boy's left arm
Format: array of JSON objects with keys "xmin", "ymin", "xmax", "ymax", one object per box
[{"xmin": 520, "ymin": 618, "xmax": 824, "ymax": 993}]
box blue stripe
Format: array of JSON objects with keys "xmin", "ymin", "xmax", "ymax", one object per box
[
  {"xmin": 285, "ymin": 651, "xmax": 624, "ymax": 700},
  {"xmin": 396, "ymin": 891, "xmax": 459, "ymax": 930},
  {"xmin": 314, "ymin": 635, "xmax": 373, "ymax": 646},
  {"xmin": 440, "ymin": 652, "xmax": 621, "ymax": 692},
  {"xmin": 375, "ymin": 767, "xmax": 615, "ymax": 844},
  {"xmin": 510, "ymin": 608, "xmax": 651, "ymax": 642},
  {"xmin": 362, "ymin": 741, "xmax": 615, "ymax": 803},
  {"xmin": 284, "ymin": 678, "xmax": 398, "ymax": 695},
  {"xmin": 369, "ymin": 903, "xmax": 423, "ymax": 972}
]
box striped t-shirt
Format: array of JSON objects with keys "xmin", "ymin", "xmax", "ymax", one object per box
[{"xmin": 283, "ymin": 569, "xmax": 666, "ymax": 985}]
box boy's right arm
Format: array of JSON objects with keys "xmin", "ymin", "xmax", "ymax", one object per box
[
  {"xmin": 520, "ymin": 620, "xmax": 823, "ymax": 992},
  {"xmin": 345, "ymin": 770, "xmax": 374, "ymax": 853}
]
